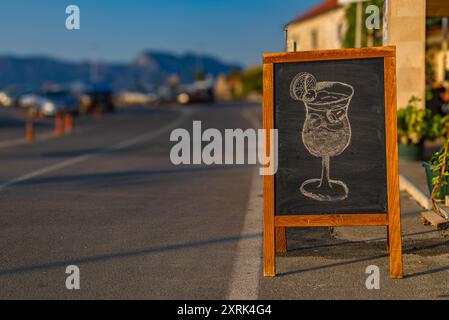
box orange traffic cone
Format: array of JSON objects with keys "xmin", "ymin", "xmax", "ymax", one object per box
[
  {"xmin": 26, "ymin": 118, "xmax": 34, "ymax": 142},
  {"xmin": 93, "ymin": 106, "xmax": 102, "ymax": 118},
  {"xmin": 55, "ymin": 113, "xmax": 64, "ymax": 136},
  {"xmin": 64, "ymin": 113, "xmax": 74, "ymax": 133}
]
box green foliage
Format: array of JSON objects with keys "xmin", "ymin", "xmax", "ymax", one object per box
[
  {"xmin": 343, "ymin": 0, "xmax": 384, "ymax": 48},
  {"xmin": 425, "ymin": 45, "xmax": 437, "ymax": 84},
  {"xmin": 194, "ymin": 69, "xmax": 205, "ymax": 81},
  {"xmin": 397, "ymin": 97, "xmax": 431, "ymax": 145},
  {"xmin": 429, "ymin": 146, "xmax": 449, "ymax": 189},
  {"xmin": 425, "ymin": 89, "xmax": 434, "ymax": 102},
  {"xmin": 239, "ymin": 66, "xmax": 263, "ymax": 97},
  {"xmin": 428, "ymin": 113, "xmax": 449, "ymax": 141},
  {"xmin": 397, "ymin": 96, "xmax": 449, "ymax": 145}
]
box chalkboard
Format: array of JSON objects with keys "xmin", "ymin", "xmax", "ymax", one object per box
[
  {"xmin": 274, "ymin": 58, "xmax": 388, "ymax": 215},
  {"xmin": 262, "ymin": 47, "xmax": 403, "ymax": 279}
]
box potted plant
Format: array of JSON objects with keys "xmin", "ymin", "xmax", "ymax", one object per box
[
  {"xmin": 397, "ymin": 96, "xmax": 431, "ymax": 160},
  {"xmin": 423, "ymin": 114, "xmax": 449, "ymax": 201},
  {"xmin": 424, "ymin": 146, "xmax": 449, "ymax": 201}
]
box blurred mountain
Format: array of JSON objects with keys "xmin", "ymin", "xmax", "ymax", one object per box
[{"xmin": 0, "ymin": 51, "xmax": 241, "ymax": 89}]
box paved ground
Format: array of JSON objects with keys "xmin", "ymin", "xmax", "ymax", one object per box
[
  {"xmin": 0, "ymin": 108, "xmax": 55, "ymax": 148},
  {"xmin": 259, "ymin": 191, "xmax": 449, "ymax": 299},
  {"xmin": 0, "ymin": 103, "xmax": 448, "ymax": 299},
  {"xmin": 399, "ymin": 160, "xmax": 430, "ymax": 197}
]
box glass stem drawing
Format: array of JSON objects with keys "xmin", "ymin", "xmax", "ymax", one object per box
[
  {"xmin": 290, "ymin": 72, "xmax": 354, "ymax": 201},
  {"xmin": 320, "ymin": 155, "xmax": 331, "ymax": 188}
]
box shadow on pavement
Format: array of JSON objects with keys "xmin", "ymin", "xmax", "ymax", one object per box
[
  {"xmin": 8, "ymin": 165, "xmax": 252, "ymax": 188},
  {"xmin": 0, "ymin": 232, "xmax": 261, "ymax": 277},
  {"xmin": 279, "ymin": 229, "xmax": 449, "ymax": 278}
]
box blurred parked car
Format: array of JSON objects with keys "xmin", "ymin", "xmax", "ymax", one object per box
[
  {"xmin": 114, "ymin": 91, "xmax": 159, "ymax": 106},
  {"xmin": 176, "ymin": 80, "xmax": 215, "ymax": 105},
  {"xmin": 0, "ymin": 85, "xmax": 33, "ymax": 107},
  {"xmin": 19, "ymin": 94, "xmax": 51, "ymax": 115},
  {"xmin": 82, "ymin": 83, "xmax": 114, "ymax": 113},
  {"xmin": 19, "ymin": 89, "xmax": 80, "ymax": 116},
  {"xmin": 157, "ymin": 87, "xmax": 179, "ymax": 104}
]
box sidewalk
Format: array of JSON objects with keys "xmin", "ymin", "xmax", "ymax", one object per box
[
  {"xmin": 399, "ymin": 160, "xmax": 430, "ymax": 197},
  {"xmin": 257, "ymin": 160, "xmax": 449, "ymax": 299}
]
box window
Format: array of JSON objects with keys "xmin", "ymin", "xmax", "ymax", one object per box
[
  {"xmin": 337, "ymin": 23, "xmax": 344, "ymax": 44},
  {"xmin": 311, "ymin": 30, "xmax": 318, "ymax": 49}
]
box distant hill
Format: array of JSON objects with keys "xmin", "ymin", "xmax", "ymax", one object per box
[{"xmin": 0, "ymin": 51, "xmax": 241, "ymax": 89}]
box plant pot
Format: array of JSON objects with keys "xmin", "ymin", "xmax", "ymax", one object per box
[
  {"xmin": 398, "ymin": 142, "xmax": 423, "ymax": 161},
  {"xmin": 422, "ymin": 162, "xmax": 449, "ymax": 200}
]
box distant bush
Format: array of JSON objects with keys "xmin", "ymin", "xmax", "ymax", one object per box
[{"xmin": 238, "ymin": 66, "xmax": 262, "ymax": 97}]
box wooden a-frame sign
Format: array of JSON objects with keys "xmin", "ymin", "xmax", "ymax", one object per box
[{"xmin": 262, "ymin": 46, "xmax": 403, "ymax": 278}]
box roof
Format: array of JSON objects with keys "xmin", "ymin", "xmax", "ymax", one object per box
[{"xmin": 287, "ymin": 0, "xmax": 341, "ymax": 26}]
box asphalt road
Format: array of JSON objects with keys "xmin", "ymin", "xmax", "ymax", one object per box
[
  {"xmin": 0, "ymin": 103, "xmax": 258, "ymax": 299},
  {"xmin": 0, "ymin": 103, "xmax": 448, "ymax": 299}
]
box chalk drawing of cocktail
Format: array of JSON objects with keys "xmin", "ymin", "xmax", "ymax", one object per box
[{"xmin": 290, "ymin": 72, "xmax": 354, "ymax": 201}]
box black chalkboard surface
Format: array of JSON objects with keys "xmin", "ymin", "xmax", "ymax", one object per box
[{"xmin": 274, "ymin": 58, "xmax": 388, "ymax": 215}]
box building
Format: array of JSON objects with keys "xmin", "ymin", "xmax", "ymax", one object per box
[
  {"xmin": 284, "ymin": 0, "xmax": 449, "ymax": 109},
  {"xmin": 214, "ymin": 74, "xmax": 243, "ymax": 101},
  {"xmin": 285, "ymin": 0, "xmax": 348, "ymax": 52}
]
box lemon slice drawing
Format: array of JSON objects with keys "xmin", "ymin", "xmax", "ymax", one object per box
[{"xmin": 290, "ymin": 72, "xmax": 317, "ymax": 102}]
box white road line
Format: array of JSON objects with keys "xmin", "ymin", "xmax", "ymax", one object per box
[
  {"xmin": 227, "ymin": 106, "xmax": 263, "ymax": 299},
  {"xmin": 0, "ymin": 109, "xmax": 192, "ymax": 191},
  {"xmin": 227, "ymin": 169, "xmax": 263, "ymax": 299}
]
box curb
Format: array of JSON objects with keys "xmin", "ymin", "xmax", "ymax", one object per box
[{"xmin": 399, "ymin": 174, "xmax": 431, "ymax": 210}]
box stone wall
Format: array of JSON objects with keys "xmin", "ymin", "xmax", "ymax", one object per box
[{"xmin": 384, "ymin": 0, "xmax": 426, "ymax": 108}]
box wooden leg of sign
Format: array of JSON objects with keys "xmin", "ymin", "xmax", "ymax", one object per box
[
  {"xmin": 263, "ymin": 155, "xmax": 275, "ymax": 276},
  {"xmin": 263, "ymin": 213, "xmax": 275, "ymax": 277},
  {"xmin": 386, "ymin": 226, "xmax": 390, "ymax": 254},
  {"xmin": 388, "ymin": 211, "xmax": 403, "ymax": 278},
  {"xmin": 275, "ymin": 227, "xmax": 287, "ymax": 253},
  {"xmin": 388, "ymin": 221, "xmax": 403, "ymax": 278}
]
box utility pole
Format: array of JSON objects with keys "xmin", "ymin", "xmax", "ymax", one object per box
[
  {"xmin": 355, "ymin": 1, "xmax": 363, "ymax": 48},
  {"xmin": 284, "ymin": 26, "xmax": 288, "ymax": 51}
]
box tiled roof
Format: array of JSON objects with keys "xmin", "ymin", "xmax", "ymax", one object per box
[{"xmin": 288, "ymin": 0, "xmax": 340, "ymax": 25}]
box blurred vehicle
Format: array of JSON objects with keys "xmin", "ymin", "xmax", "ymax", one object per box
[
  {"xmin": 19, "ymin": 89, "xmax": 80, "ymax": 116},
  {"xmin": 19, "ymin": 94, "xmax": 51, "ymax": 115},
  {"xmin": 0, "ymin": 91, "xmax": 12, "ymax": 106},
  {"xmin": 0, "ymin": 85, "xmax": 33, "ymax": 107},
  {"xmin": 114, "ymin": 90, "xmax": 159, "ymax": 106},
  {"xmin": 176, "ymin": 80, "xmax": 215, "ymax": 105},
  {"xmin": 82, "ymin": 83, "xmax": 115, "ymax": 113},
  {"xmin": 157, "ymin": 87, "xmax": 179, "ymax": 104}
]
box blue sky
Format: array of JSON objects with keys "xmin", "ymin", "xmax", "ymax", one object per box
[{"xmin": 0, "ymin": 0, "xmax": 319, "ymax": 67}]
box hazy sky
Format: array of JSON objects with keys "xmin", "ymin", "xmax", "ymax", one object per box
[{"xmin": 0, "ymin": 0, "xmax": 319, "ymax": 66}]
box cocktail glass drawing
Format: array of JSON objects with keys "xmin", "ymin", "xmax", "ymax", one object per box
[{"xmin": 290, "ymin": 72, "xmax": 354, "ymax": 201}]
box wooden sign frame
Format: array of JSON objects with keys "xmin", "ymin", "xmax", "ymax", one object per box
[{"xmin": 262, "ymin": 46, "xmax": 403, "ymax": 279}]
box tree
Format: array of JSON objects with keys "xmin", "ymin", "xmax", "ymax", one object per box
[
  {"xmin": 343, "ymin": 0, "xmax": 384, "ymax": 48},
  {"xmin": 240, "ymin": 66, "xmax": 263, "ymax": 97},
  {"xmin": 194, "ymin": 68, "xmax": 205, "ymax": 81}
]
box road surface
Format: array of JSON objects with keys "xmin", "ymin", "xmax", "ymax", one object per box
[{"xmin": 0, "ymin": 103, "xmax": 448, "ymax": 299}]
